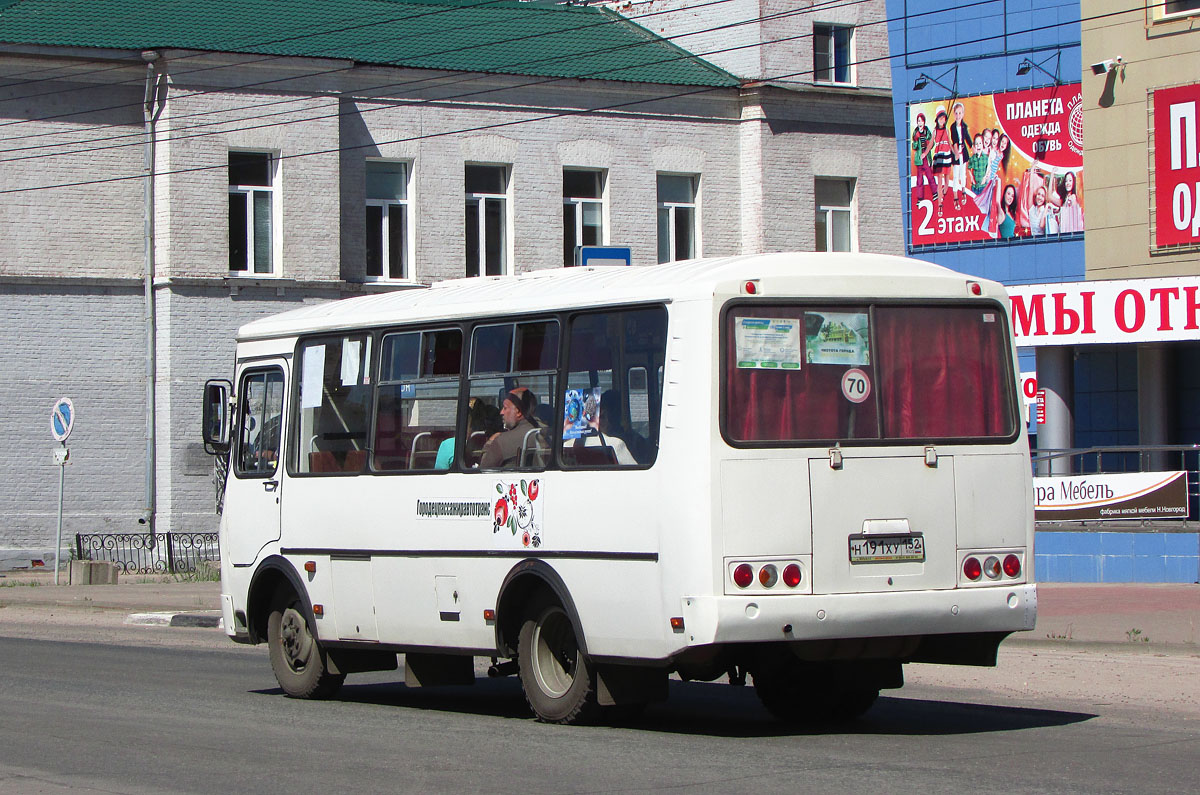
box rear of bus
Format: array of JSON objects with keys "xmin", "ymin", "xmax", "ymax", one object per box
[{"xmin": 681, "ymin": 264, "xmax": 1035, "ymax": 718}]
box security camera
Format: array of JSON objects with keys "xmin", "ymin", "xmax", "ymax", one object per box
[{"xmin": 1090, "ymin": 56, "xmax": 1122, "ymax": 75}]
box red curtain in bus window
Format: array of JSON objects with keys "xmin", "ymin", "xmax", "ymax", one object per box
[
  {"xmin": 724, "ymin": 308, "xmax": 877, "ymax": 442},
  {"xmin": 875, "ymin": 306, "xmax": 1013, "ymax": 439}
]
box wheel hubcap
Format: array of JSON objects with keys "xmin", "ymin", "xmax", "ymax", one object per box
[
  {"xmin": 279, "ymin": 607, "xmax": 313, "ymax": 672},
  {"xmin": 531, "ymin": 609, "xmax": 576, "ymax": 698}
]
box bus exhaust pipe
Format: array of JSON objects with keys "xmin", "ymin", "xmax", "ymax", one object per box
[{"xmin": 488, "ymin": 660, "xmax": 519, "ymax": 678}]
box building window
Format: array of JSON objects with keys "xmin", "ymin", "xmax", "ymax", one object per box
[
  {"xmin": 365, "ymin": 160, "xmax": 410, "ymax": 280},
  {"xmin": 465, "ymin": 164, "xmax": 509, "ymax": 277},
  {"xmin": 657, "ymin": 173, "xmax": 698, "ymax": 263},
  {"xmin": 816, "ymin": 178, "xmax": 855, "ymax": 252},
  {"xmin": 1164, "ymin": 1, "xmax": 1200, "ymax": 16},
  {"xmin": 229, "ymin": 152, "xmax": 276, "ymax": 274},
  {"xmin": 813, "ymin": 23, "xmax": 853, "ymax": 85},
  {"xmin": 563, "ymin": 169, "xmax": 605, "ymax": 267}
]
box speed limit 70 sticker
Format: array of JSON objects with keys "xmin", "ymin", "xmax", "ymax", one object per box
[{"xmin": 841, "ymin": 368, "xmax": 871, "ymax": 404}]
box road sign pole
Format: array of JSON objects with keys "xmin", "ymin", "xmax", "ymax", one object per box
[
  {"xmin": 50, "ymin": 397, "xmax": 74, "ymax": 586},
  {"xmin": 55, "ymin": 444, "xmax": 65, "ymax": 585}
]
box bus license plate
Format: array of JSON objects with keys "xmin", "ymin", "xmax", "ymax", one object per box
[{"xmin": 848, "ymin": 534, "xmax": 925, "ymax": 564}]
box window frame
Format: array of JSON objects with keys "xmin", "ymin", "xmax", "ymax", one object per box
[
  {"xmin": 365, "ymin": 159, "xmax": 413, "ymax": 282},
  {"xmin": 234, "ymin": 365, "xmax": 286, "ymax": 480},
  {"xmin": 656, "ymin": 172, "xmax": 700, "ymax": 264},
  {"xmin": 559, "ymin": 304, "xmax": 669, "ymax": 471},
  {"xmin": 718, "ymin": 297, "xmax": 1021, "ymax": 450},
  {"xmin": 1157, "ymin": 0, "xmax": 1200, "ymax": 20},
  {"xmin": 815, "ymin": 177, "xmax": 857, "ymax": 252},
  {"xmin": 465, "ymin": 163, "xmax": 512, "ymax": 278},
  {"xmin": 287, "ymin": 332, "xmax": 376, "ymax": 478},
  {"xmin": 563, "ymin": 168, "xmax": 607, "ymax": 267},
  {"xmin": 813, "ymin": 22, "xmax": 855, "ymax": 86},
  {"xmin": 228, "ymin": 150, "xmax": 280, "ymax": 277}
]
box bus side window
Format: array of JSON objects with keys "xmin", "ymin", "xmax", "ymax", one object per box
[
  {"xmin": 468, "ymin": 319, "xmax": 558, "ymax": 470},
  {"xmin": 294, "ymin": 334, "xmax": 373, "ymax": 474},
  {"xmin": 375, "ymin": 328, "xmax": 462, "ymax": 473},
  {"xmin": 561, "ymin": 307, "xmax": 666, "ymax": 468},
  {"xmin": 236, "ymin": 368, "xmax": 284, "ymax": 478}
]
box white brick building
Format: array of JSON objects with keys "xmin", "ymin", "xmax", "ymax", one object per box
[{"xmin": 0, "ymin": 0, "xmax": 901, "ymax": 563}]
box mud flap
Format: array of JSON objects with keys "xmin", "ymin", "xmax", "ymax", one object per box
[{"xmin": 595, "ymin": 664, "xmax": 668, "ymax": 706}]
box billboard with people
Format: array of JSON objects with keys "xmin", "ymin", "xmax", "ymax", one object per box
[{"xmin": 907, "ymin": 83, "xmax": 1084, "ymax": 247}]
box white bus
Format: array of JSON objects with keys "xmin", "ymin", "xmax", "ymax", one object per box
[{"xmin": 203, "ymin": 253, "xmax": 1036, "ymax": 725}]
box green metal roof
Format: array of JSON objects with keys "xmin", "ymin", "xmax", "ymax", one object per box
[{"xmin": 0, "ymin": 0, "xmax": 738, "ymax": 86}]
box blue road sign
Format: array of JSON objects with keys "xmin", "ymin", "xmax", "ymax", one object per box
[
  {"xmin": 573, "ymin": 246, "xmax": 632, "ymax": 267},
  {"xmin": 51, "ymin": 397, "xmax": 74, "ymax": 442}
]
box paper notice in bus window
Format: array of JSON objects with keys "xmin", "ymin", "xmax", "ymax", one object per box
[
  {"xmin": 301, "ymin": 344, "xmax": 325, "ymax": 409},
  {"xmin": 735, "ymin": 318, "xmax": 802, "ymax": 370},
  {"xmin": 805, "ymin": 312, "xmax": 870, "ymax": 366},
  {"xmin": 341, "ymin": 339, "xmax": 362, "ymax": 386}
]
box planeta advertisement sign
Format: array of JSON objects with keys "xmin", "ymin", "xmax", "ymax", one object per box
[
  {"xmin": 1153, "ymin": 82, "xmax": 1200, "ymax": 248},
  {"xmin": 906, "ymin": 84, "xmax": 1084, "ymax": 247},
  {"xmin": 1033, "ymin": 471, "xmax": 1189, "ymax": 522}
]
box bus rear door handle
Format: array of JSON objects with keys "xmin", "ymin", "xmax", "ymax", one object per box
[{"xmin": 263, "ymin": 480, "xmax": 278, "ymax": 492}]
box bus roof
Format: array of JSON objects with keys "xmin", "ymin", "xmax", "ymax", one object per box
[{"xmin": 236, "ymin": 252, "xmax": 1000, "ymax": 341}]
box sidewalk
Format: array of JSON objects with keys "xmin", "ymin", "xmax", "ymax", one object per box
[
  {"xmin": 0, "ymin": 570, "xmax": 221, "ymax": 627},
  {"xmin": 1, "ymin": 571, "xmax": 1197, "ymax": 650}
]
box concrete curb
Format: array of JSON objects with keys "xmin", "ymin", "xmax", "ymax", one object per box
[{"xmin": 124, "ymin": 611, "xmax": 223, "ymax": 629}]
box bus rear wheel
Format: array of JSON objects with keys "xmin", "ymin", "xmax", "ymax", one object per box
[
  {"xmin": 517, "ymin": 598, "xmax": 600, "ymax": 724},
  {"xmin": 267, "ymin": 593, "xmax": 345, "ymax": 699}
]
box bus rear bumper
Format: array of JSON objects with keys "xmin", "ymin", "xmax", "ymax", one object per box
[{"xmin": 683, "ymin": 584, "xmax": 1036, "ymax": 646}]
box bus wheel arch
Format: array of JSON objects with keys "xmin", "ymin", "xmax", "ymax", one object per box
[
  {"xmin": 494, "ymin": 559, "xmax": 588, "ymax": 659},
  {"xmin": 247, "ymin": 556, "xmax": 312, "ymax": 645}
]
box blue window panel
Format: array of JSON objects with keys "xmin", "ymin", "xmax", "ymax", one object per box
[
  {"xmin": 1066, "ymin": 555, "xmax": 1101, "ymax": 582},
  {"xmin": 1133, "ymin": 533, "xmax": 1167, "ymax": 556},
  {"xmin": 1073, "ymin": 394, "xmax": 1092, "ymax": 429},
  {"xmin": 1035, "ymin": 532, "xmax": 1085, "ymax": 555},
  {"xmin": 1011, "ymin": 252, "xmax": 1039, "ymax": 282},
  {"xmin": 1117, "ymin": 392, "xmax": 1139, "ymax": 427},
  {"xmin": 1100, "ymin": 533, "xmax": 1135, "ymax": 556},
  {"xmin": 1091, "ymin": 393, "xmax": 1118, "ymax": 429},
  {"xmin": 1164, "ymin": 555, "xmax": 1199, "ymax": 583},
  {"xmin": 1130, "ymin": 555, "xmax": 1166, "ymax": 583},
  {"xmin": 1117, "ymin": 348, "xmax": 1138, "ymax": 391},
  {"xmin": 1163, "ymin": 533, "xmax": 1200, "ymax": 556},
  {"xmin": 1100, "ymin": 554, "xmax": 1134, "ymax": 582}
]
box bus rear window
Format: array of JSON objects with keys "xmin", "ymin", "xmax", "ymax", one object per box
[{"xmin": 723, "ymin": 304, "xmax": 1016, "ymax": 444}]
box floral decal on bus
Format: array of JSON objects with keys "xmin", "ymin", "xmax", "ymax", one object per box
[{"xmin": 494, "ymin": 478, "xmax": 541, "ymax": 548}]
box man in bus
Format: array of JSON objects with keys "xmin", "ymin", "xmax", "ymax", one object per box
[{"xmin": 480, "ymin": 387, "xmax": 545, "ymax": 468}]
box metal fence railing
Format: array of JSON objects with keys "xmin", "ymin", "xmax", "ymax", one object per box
[{"xmin": 74, "ymin": 532, "xmax": 219, "ymax": 575}]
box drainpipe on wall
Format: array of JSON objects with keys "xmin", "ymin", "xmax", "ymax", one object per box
[{"xmin": 141, "ymin": 50, "xmax": 162, "ymax": 538}]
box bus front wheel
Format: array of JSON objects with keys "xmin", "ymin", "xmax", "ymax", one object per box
[
  {"xmin": 267, "ymin": 594, "xmax": 345, "ymax": 699},
  {"xmin": 517, "ymin": 597, "xmax": 599, "ymax": 724}
]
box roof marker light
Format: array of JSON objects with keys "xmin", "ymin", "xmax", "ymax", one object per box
[
  {"xmin": 743, "ymin": 280, "xmax": 759, "ymax": 295},
  {"xmin": 968, "ymin": 281, "xmax": 982, "ymax": 295}
]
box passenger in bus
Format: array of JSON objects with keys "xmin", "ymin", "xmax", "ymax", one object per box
[
  {"xmin": 435, "ymin": 397, "xmax": 499, "ymax": 470},
  {"xmin": 568, "ymin": 389, "xmax": 638, "ymax": 465},
  {"xmin": 480, "ymin": 387, "xmax": 545, "ymax": 468}
]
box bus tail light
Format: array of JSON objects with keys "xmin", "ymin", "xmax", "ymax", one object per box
[
  {"xmin": 733, "ymin": 564, "xmax": 753, "ymax": 588},
  {"xmin": 758, "ymin": 564, "xmax": 778, "ymax": 588},
  {"xmin": 782, "ymin": 564, "xmax": 802, "ymax": 588},
  {"xmin": 1003, "ymin": 554, "xmax": 1021, "ymax": 578},
  {"xmin": 963, "ymin": 557, "xmax": 982, "ymax": 581},
  {"xmin": 983, "ymin": 556, "xmax": 1002, "ymax": 579}
]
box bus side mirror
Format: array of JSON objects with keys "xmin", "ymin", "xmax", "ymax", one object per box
[{"xmin": 203, "ymin": 379, "xmax": 233, "ymax": 453}]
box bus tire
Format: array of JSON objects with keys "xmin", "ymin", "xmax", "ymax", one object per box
[
  {"xmin": 517, "ymin": 596, "xmax": 599, "ymax": 724},
  {"xmin": 267, "ymin": 593, "xmax": 345, "ymax": 699}
]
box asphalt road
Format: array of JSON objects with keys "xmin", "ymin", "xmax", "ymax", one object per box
[{"xmin": 1, "ymin": 636, "xmax": 1198, "ymax": 794}]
